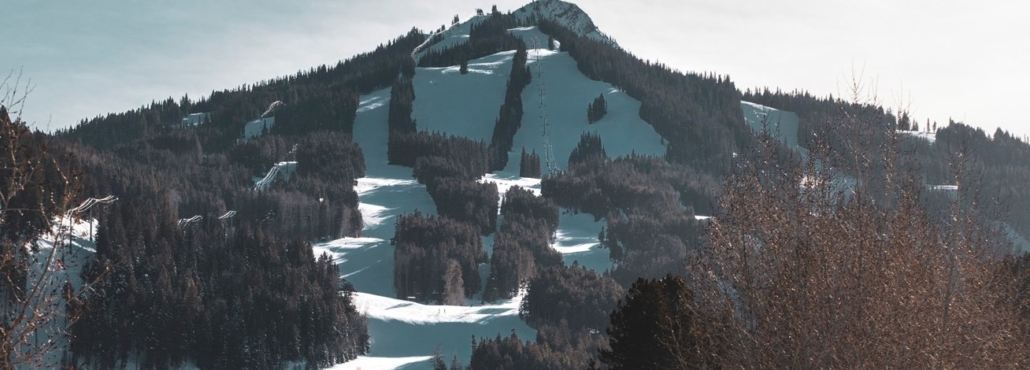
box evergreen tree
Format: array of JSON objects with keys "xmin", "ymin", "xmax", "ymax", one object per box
[{"xmin": 600, "ymin": 275, "xmax": 716, "ymax": 369}]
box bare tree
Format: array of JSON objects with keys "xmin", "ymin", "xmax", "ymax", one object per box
[
  {"xmin": 687, "ymin": 79, "xmax": 1030, "ymax": 368},
  {"xmin": 0, "ymin": 72, "xmax": 94, "ymax": 369}
]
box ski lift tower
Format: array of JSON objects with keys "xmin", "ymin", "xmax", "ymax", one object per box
[{"xmin": 531, "ymin": 37, "xmax": 559, "ymax": 176}]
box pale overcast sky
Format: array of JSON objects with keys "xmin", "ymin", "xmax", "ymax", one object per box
[{"xmin": 4, "ymin": 0, "xmax": 1028, "ymax": 137}]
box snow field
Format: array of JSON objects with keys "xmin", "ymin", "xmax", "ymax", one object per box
[
  {"xmin": 243, "ymin": 116, "xmax": 275, "ymax": 139},
  {"xmin": 325, "ymin": 20, "xmax": 685, "ymax": 365},
  {"xmin": 512, "ymin": 46, "xmax": 666, "ymax": 172},
  {"xmin": 413, "ymin": 51, "xmax": 512, "ymax": 142},
  {"xmin": 741, "ymin": 101, "xmax": 805, "ymax": 156}
]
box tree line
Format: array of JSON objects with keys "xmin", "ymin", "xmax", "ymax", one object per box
[
  {"xmin": 482, "ymin": 186, "xmax": 561, "ymax": 301},
  {"xmin": 538, "ymin": 19, "xmax": 749, "ymax": 174},
  {"xmin": 392, "ymin": 211, "xmax": 487, "ymax": 305}
]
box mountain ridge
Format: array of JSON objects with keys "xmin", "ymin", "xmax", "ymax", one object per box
[{"xmin": 19, "ymin": 1, "xmax": 1030, "ymax": 369}]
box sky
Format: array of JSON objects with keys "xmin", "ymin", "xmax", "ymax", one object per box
[{"xmin": 4, "ymin": 0, "xmax": 1028, "ymax": 138}]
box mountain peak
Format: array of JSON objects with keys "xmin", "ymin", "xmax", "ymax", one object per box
[{"xmin": 513, "ymin": 0, "xmax": 614, "ymax": 45}]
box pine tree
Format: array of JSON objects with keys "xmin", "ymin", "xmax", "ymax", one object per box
[
  {"xmin": 442, "ymin": 260, "xmax": 465, "ymax": 305},
  {"xmin": 599, "ymin": 275, "xmax": 715, "ymax": 369}
]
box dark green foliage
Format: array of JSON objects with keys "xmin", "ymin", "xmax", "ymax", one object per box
[
  {"xmin": 295, "ymin": 131, "xmax": 366, "ymax": 182},
  {"xmin": 483, "ymin": 186, "xmax": 560, "ymax": 301},
  {"xmin": 56, "ymin": 89, "xmax": 370, "ymax": 368},
  {"xmin": 424, "ymin": 177, "xmax": 499, "ymax": 235},
  {"xmin": 542, "ymin": 155, "xmax": 711, "ymax": 284},
  {"xmin": 0, "ymin": 109, "xmax": 74, "ymax": 245},
  {"xmin": 227, "ymin": 134, "xmax": 289, "ymax": 176},
  {"xmin": 538, "ymin": 20, "xmax": 747, "ymax": 174},
  {"xmin": 72, "ymin": 197, "xmax": 368, "ymax": 369},
  {"xmin": 743, "ymin": 88, "xmax": 1030, "ymax": 244},
  {"xmin": 59, "ymin": 29, "xmax": 425, "ymax": 151},
  {"xmin": 520, "ymin": 265, "xmax": 624, "ymax": 332},
  {"xmin": 520, "ymin": 148, "xmax": 541, "ymax": 178},
  {"xmin": 419, "ymin": 13, "xmax": 525, "ymax": 68},
  {"xmin": 386, "ymin": 73, "xmax": 418, "ymax": 165},
  {"xmin": 469, "ymin": 331, "xmax": 604, "ymax": 370},
  {"xmin": 393, "ymin": 212, "xmax": 487, "ymax": 303},
  {"xmin": 272, "ymin": 86, "xmax": 358, "ymax": 135},
  {"xmin": 1, "ymin": 108, "xmax": 78, "ymax": 311},
  {"xmin": 586, "ymin": 94, "xmax": 607, "ymax": 124},
  {"xmin": 600, "ymin": 275, "xmax": 716, "ymax": 369},
  {"xmin": 398, "ymin": 132, "xmax": 489, "ymax": 177},
  {"xmin": 543, "ymin": 155, "xmax": 717, "ymax": 220},
  {"xmin": 488, "ymin": 43, "xmax": 532, "ymax": 171},
  {"xmin": 567, "ymin": 132, "xmax": 607, "ymax": 166}
]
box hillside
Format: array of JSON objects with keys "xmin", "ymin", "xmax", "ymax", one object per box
[{"xmin": 10, "ymin": 0, "xmax": 1030, "ymax": 369}]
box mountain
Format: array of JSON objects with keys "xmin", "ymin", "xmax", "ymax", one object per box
[{"xmin": 12, "ymin": 0, "xmax": 1030, "ymax": 369}]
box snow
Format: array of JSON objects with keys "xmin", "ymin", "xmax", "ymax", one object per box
[
  {"xmin": 355, "ymin": 290, "xmax": 523, "ymax": 325},
  {"xmin": 510, "ymin": 48, "xmax": 666, "ymax": 171},
  {"xmin": 552, "ymin": 211, "xmax": 610, "ymax": 271},
  {"xmin": 479, "ymin": 172, "xmax": 542, "ymax": 212},
  {"xmin": 1003, "ymin": 222, "xmax": 1030, "ymax": 253},
  {"xmin": 330, "ymin": 38, "xmax": 676, "ymax": 363},
  {"xmin": 900, "ymin": 130, "xmax": 937, "ymax": 143},
  {"xmin": 253, "ymin": 161, "xmax": 296, "ymax": 190},
  {"xmin": 512, "ymin": 0, "xmax": 614, "ymax": 45},
  {"xmin": 413, "ymin": 51, "xmax": 512, "ymax": 142},
  {"xmin": 741, "ymin": 101, "xmax": 806, "ymax": 157},
  {"xmin": 25, "ymin": 217, "xmax": 97, "ymax": 367},
  {"xmin": 180, "ymin": 112, "xmax": 210, "ymax": 127},
  {"xmin": 413, "ymin": 14, "xmax": 489, "ymax": 62},
  {"xmin": 325, "ymin": 356, "xmax": 432, "ymax": 370},
  {"xmin": 243, "ymin": 116, "xmax": 275, "ymax": 139},
  {"xmin": 507, "ymin": 26, "xmax": 552, "ymax": 48},
  {"xmin": 930, "ymin": 184, "xmax": 959, "ymax": 191}
]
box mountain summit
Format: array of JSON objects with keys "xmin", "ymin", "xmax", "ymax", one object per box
[{"xmin": 512, "ymin": 0, "xmax": 612, "ymax": 44}]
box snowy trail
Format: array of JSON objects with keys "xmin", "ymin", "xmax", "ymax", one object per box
[
  {"xmin": 318, "ymin": 88, "xmax": 539, "ymax": 364},
  {"xmin": 510, "ymin": 42, "xmax": 665, "ymax": 172},
  {"xmin": 322, "ymin": 33, "xmax": 685, "ymax": 365}
]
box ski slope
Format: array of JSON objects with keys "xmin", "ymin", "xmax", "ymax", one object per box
[
  {"xmin": 512, "ymin": 45, "xmax": 665, "ymax": 172},
  {"xmin": 243, "ymin": 116, "xmax": 275, "ymax": 139},
  {"xmin": 327, "ymin": 15, "xmax": 673, "ymax": 366},
  {"xmin": 741, "ymin": 101, "xmax": 806, "ymax": 157},
  {"xmin": 413, "ymin": 51, "xmax": 512, "ymax": 142}
]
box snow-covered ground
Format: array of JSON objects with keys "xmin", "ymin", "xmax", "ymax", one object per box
[
  {"xmin": 313, "ymin": 87, "xmax": 541, "ymax": 366},
  {"xmin": 243, "ymin": 116, "xmax": 275, "ymax": 139},
  {"xmin": 512, "ymin": 43, "xmax": 665, "ymax": 172},
  {"xmin": 413, "ymin": 14, "xmax": 488, "ymax": 62},
  {"xmin": 327, "ymin": 15, "xmax": 676, "ymax": 364},
  {"xmin": 741, "ymin": 101, "xmax": 806, "ymax": 157},
  {"xmin": 414, "ymin": 51, "xmax": 511, "ymax": 142},
  {"xmin": 326, "ymin": 355, "xmax": 432, "ymax": 370},
  {"xmin": 23, "ymin": 217, "xmax": 97, "ymax": 368},
  {"xmin": 899, "ymin": 130, "xmax": 937, "ymax": 143}
]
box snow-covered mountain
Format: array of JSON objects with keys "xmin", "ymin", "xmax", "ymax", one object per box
[
  {"xmin": 316, "ymin": 3, "xmax": 700, "ymax": 368},
  {"xmin": 51, "ymin": 1, "xmax": 1030, "ymax": 369}
]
